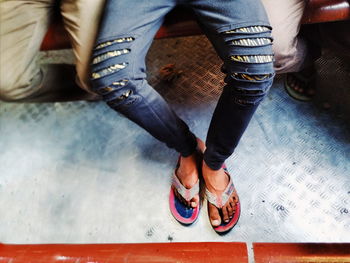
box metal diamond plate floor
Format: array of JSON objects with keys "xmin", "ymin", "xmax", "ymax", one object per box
[{"xmin": 0, "ymin": 36, "xmax": 349, "ymax": 245}]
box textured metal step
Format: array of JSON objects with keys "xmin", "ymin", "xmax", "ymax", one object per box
[{"xmin": 0, "ymin": 36, "xmax": 349, "ymax": 245}]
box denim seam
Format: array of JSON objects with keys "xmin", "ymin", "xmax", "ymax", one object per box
[{"xmin": 130, "ymin": 26, "xmax": 159, "ymax": 82}]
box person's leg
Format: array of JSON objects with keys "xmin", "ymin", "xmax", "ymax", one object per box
[
  {"xmin": 90, "ymin": 0, "xmax": 199, "ymax": 207},
  {"xmin": 190, "ymin": 0, "xmax": 275, "ymax": 230},
  {"xmin": 0, "ymin": 0, "xmax": 52, "ymax": 101},
  {"xmin": 261, "ymin": 0, "xmax": 307, "ymax": 73},
  {"xmin": 60, "ymin": 0, "xmax": 105, "ymax": 95},
  {"xmin": 262, "ymin": 0, "xmax": 322, "ymax": 102},
  {"xmin": 262, "ymin": 0, "xmax": 325, "ymax": 101},
  {"xmin": 0, "ymin": 0, "xmax": 94, "ymax": 102}
]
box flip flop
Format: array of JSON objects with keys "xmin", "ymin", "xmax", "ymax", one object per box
[
  {"xmin": 284, "ymin": 72, "xmax": 315, "ymax": 102},
  {"xmin": 169, "ymin": 158, "xmax": 200, "ymax": 225},
  {"xmin": 205, "ymin": 166, "xmax": 240, "ymax": 235}
]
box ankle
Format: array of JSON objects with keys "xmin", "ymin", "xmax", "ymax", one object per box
[
  {"xmin": 202, "ymin": 161, "xmax": 220, "ymax": 176},
  {"xmin": 177, "ymin": 154, "xmax": 199, "ymax": 185},
  {"xmin": 181, "ymin": 152, "xmax": 197, "ymax": 162},
  {"xmin": 202, "ymin": 161, "xmax": 228, "ymax": 191}
]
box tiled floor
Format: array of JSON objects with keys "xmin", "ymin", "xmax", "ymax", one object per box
[{"xmin": 0, "ymin": 36, "xmax": 349, "ymax": 245}]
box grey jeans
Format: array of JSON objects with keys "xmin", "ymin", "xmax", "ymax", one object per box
[{"xmin": 90, "ymin": 0, "xmax": 275, "ymax": 169}]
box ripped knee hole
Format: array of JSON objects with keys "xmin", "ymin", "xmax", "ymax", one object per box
[{"xmin": 91, "ymin": 37, "xmax": 135, "ymax": 80}]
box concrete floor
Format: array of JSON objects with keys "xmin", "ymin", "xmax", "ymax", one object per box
[{"xmin": 0, "ymin": 36, "xmax": 349, "ymax": 246}]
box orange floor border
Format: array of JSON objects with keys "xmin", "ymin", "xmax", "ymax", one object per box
[
  {"xmin": 1, "ymin": 242, "xmax": 350, "ymax": 263},
  {"xmin": 0, "ymin": 242, "xmax": 248, "ymax": 263},
  {"xmin": 253, "ymin": 243, "xmax": 350, "ymax": 263}
]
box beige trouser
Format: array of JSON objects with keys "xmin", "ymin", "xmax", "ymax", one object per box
[
  {"xmin": 0, "ymin": 0, "xmax": 307, "ymax": 101},
  {"xmin": 0, "ymin": 0, "xmax": 105, "ymax": 101},
  {"xmin": 261, "ymin": 0, "xmax": 307, "ymax": 74}
]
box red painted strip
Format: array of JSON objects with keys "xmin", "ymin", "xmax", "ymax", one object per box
[
  {"xmin": 301, "ymin": 0, "xmax": 350, "ymax": 24},
  {"xmin": 0, "ymin": 242, "xmax": 248, "ymax": 263},
  {"xmin": 253, "ymin": 243, "xmax": 350, "ymax": 263}
]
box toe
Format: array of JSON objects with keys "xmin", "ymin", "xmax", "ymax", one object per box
[
  {"xmin": 208, "ymin": 202, "xmax": 221, "ymax": 227},
  {"xmin": 191, "ymin": 194, "xmax": 199, "ymax": 208},
  {"xmin": 222, "ymin": 206, "xmax": 229, "ymax": 223},
  {"xmin": 227, "ymin": 202, "xmax": 234, "ymax": 218},
  {"xmin": 230, "ymin": 199, "xmax": 237, "ymax": 213}
]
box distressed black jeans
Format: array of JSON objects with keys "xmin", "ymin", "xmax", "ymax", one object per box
[{"xmin": 91, "ymin": 0, "xmax": 275, "ymax": 170}]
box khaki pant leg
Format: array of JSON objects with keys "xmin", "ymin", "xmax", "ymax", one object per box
[
  {"xmin": 261, "ymin": 0, "xmax": 307, "ymax": 73},
  {"xmin": 0, "ymin": 0, "xmax": 53, "ymax": 101},
  {"xmin": 60, "ymin": 0, "xmax": 106, "ymax": 93}
]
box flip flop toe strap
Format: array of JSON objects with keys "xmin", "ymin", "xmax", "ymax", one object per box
[
  {"xmin": 172, "ymin": 172, "xmax": 199, "ymax": 202},
  {"xmin": 206, "ymin": 175, "xmax": 235, "ymax": 208}
]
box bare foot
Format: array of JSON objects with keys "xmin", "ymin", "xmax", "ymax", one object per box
[
  {"xmin": 175, "ymin": 152, "xmax": 200, "ymax": 208},
  {"xmin": 202, "ymin": 162, "xmax": 239, "ymax": 227},
  {"xmin": 285, "ymin": 66, "xmax": 316, "ymax": 101},
  {"xmin": 173, "ymin": 138, "xmax": 206, "ymax": 208}
]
